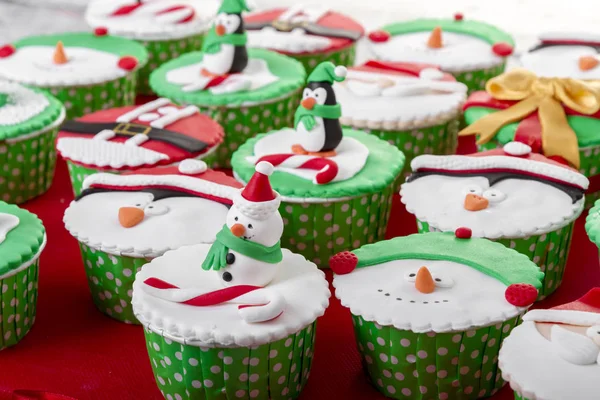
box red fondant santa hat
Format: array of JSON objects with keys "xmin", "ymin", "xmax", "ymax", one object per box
[
  {"xmin": 233, "ymin": 161, "xmax": 281, "ymax": 220},
  {"xmin": 523, "ymin": 288, "xmax": 600, "ymax": 326},
  {"xmin": 410, "ymin": 141, "xmax": 589, "ymax": 190},
  {"xmin": 80, "ymin": 159, "xmax": 242, "ymax": 205},
  {"xmin": 537, "ymin": 32, "xmax": 600, "ymax": 48}
]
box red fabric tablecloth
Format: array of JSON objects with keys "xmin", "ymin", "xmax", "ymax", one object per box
[{"xmin": 0, "ymin": 136, "xmax": 598, "ymax": 400}]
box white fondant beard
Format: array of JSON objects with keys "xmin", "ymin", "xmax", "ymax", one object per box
[
  {"xmin": 401, "ymin": 175, "xmax": 583, "ymax": 238},
  {"xmin": 247, "ymin": 27, "xmax": 332, "ymax": 53},
  {"xmin": 333, "ymin": 259, "xmax": 520, "ymax": 333},
  {"xmin": 0, "ymin": 46, "xmax": 126, "ymax": 87},
  {"xmin": 165, "ymin": 58, "xmax": 278, "ymax": 94},
  {"xmin": 64, "ymin": 192, "xmax": 229, "ymax": 257},
  {"xmin": 0, "ymin": 213, "xmax": 19, "ymax": 245},
  {"xmin": 202, "ymin": 44, "xmax": 235, "ymax": 75},
  {"xmin": 549, "ymin": 324, "xmax": 600, "ymax": 365},
  {"xmin": 0, "ymin": 81, "xmax": 50, "ymax": 126},
  {"xmin": 370, "ymin": 32, "xmax": 503, "ymax": 72},
  {"xmin": 297, "ymin": 117, "xmax": 326, "ymax": 152},
  {"xmin": 500, "ymin": 322, "xmax": 600, "ymax": 399},
  {"xmin": 521, "ymin": 45, "xmax": 600, "ymax": 79}
]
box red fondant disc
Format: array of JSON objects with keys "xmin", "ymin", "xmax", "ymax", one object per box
[
  {"xmin": 368, "ymin": 30, "xmax": 391, "ymax": 43},
  {"xmin": 329, "ymin": 251, "xmax": 359, "ymax": 275},
  {"xmin": 0, "ymin": 44, "xmax": 15, "ymax": 58},
  {"xmin": 94, "ymin": 27, "xmax": 109, "ymax": 36},
  {"xmin": 454, "ymin": 13, "xmax": 464, "ymax": 21},
  {"xmin": 492, "ymin": 42, "xmax": 514, "ymax": 57},
  {"xmin": 505, "ymin": 284, "xmax": 538, "ymax": 307},
  {"xmin": 118, "ymin": 56, "xmax": 138, "ymax": 71},
  {"xmin": 455, "ymin": 227, "xmax": 472, "ymax": 239}
]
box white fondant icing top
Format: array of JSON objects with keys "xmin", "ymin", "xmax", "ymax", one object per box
[
  {"xmin": 247, "ymin": 27, "xmax": 332, "ymax": 54},
  {"xmin": 521, "ymin": 45, "xmax": 600, "ymax": 80},
  {"xmin": 0, "ymin": 213, "xmax": 19, "ymax": 245},
  {"xmin": 369, "ymin": 31, "xmax": 504, "ymax": 73},
  {"xmin": 0, "ymin": 81, "xmax": 49, "ymax": 126},
  {"xmin": 85, "ymin": 0, "xmax": 219, "ymax": 40},
  {"xmin": 132, "ymin": 245, "xmax": 330, "ymax": 347}
]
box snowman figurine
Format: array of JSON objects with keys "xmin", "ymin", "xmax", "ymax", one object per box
[
  {"xmin": 293, "ymin": 61, "xmax": 347, "ymax": 157},
  {"xmin": 201, "ymin": 0, "xmax": 249, "ymax": 76}
]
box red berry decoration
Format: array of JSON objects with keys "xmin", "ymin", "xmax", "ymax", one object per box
[
  {"xmin": 455, "ymin": 227, "xmax": 472, "ymax": 239},
  {"xmin": 0, "ymin": 44, "xmax": 15, "ymax": 58},
  {"xmin": 118, "ymin": 56, "xmax": 138, "ymax": 71},
  {"xmin": 492, "ymin": 42, "xmax": 514, "ymax": 57},
  {"xmin": 505, "ymin": 284, "xmax": 538, "ymax": 307},
  {"xmin": 94, "ymin": 27, "xmax": 109, "ymax": 36},
  {"xmin": 368, "ymin": 30, "xmax": 391, "ymax": 43},
  {"xmin": 454, "ymin": 13, "xmax": 464, "ymax": 21},
  {"xmin": 329, "ymin": 251, "xmax": 358, "ymax": 275}
]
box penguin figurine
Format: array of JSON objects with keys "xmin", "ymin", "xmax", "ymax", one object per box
[
  {"xmin": 293, "ymin": 62, "xmax": 347, "ymax": 157},
  {"xmin": 201, "ymin": 0, "xmax": 249, "ymax": 76}
]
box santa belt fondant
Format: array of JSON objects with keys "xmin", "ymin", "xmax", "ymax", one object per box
[
  {"xmin": 244, "ymin": 20, "xmax": 362, "ymax": 41},
  {"xmin": 60, "ymin": 121, "xmax": 209, "ymax": 153}
]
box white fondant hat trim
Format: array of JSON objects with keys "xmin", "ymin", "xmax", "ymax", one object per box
[
  {"xmin": 232, "ymin": 190, "xmax": 281, "ymax": 221},
  {"xmin": 523, "ymin": 309, "xmax": 600, "ymax": 327}
]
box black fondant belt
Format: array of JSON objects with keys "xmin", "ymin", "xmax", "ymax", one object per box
[
  {"xmin": 244, "ymin": 20, "xmax": 362, "ymax": 41},
  {"xmin": 60, "ymin": 121, "xmax": 209, "ymax": 153}
]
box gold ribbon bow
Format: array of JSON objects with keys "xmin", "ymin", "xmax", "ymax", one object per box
[{"xmin": 459, "ymin": 68, "xmax": 600, "ymax": 168}]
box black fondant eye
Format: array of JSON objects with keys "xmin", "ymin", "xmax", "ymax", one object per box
[
  {"xmin": 435, "ymin": 278, "xmax": 441, "ymax": 282},
  {"xmin": 396, "ymin": 298, "xmax": 402, "ymax": 301},
  {"xmin": 226, "ymin": 253, "xmax": 235, "ymax": 265},
  {"xmin": 222, "ymin": 272, "xmax": 232, "ymax": 282},
  {"xmin": 409, "ymin": 273, "xmax": 416, "ymax": 277},
  {"xmin": 378, "ymin": 289, "xmax": 383, "ymax": 292},
  {"xmin": 384, "ymin": 293, "xmax": 390, "ymax": 296},
  {"xmin": 234, "ymin": 216, "xmax": 238, "ymax": 221},
  {"xmin": 148, "ymin": 206, "xmax": 154, "ymax": 209},
  {"xmin": 135, "ymin": 203, "xmax": 141, "ymax": 207},
  {"xmin": 248, "ymin": 224, "xmax": 253, "ymax": 229},
  {"xmin": 469, "ymin": 189, "xmax": 476, "ymax": 193}
]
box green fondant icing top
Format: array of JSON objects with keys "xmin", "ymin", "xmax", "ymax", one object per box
[
  {"xmin": 0, "ymin": 83, "xmax": 65, "ymax": 141},
  {"xmin": 232, "ymin": 129, "xmax": 405, "ymax": 200},
  {"xmin": 149, "ymin": 48, "xmax": 306, "ymax": 107},
  {"xmin": 465, "ymin": 106, "xmax": 600, "ymax": 148},
  {"xmin": 382, "ymin": 18, "xmax": 514, "ymax": 46},
  {"xmin": 0, "ymin": 202, "xmax": 46, "ymax": 276},
  {"xmin": 15, "ymin": 32, "xmax": 149, "ymax": 63},
  {"xmin": 586, "ymin": 200, "xmax": 600, "ymax": 247},
  {"xmin": 352, "ymin": 232, "xmax": 544, "ymax": 289}
]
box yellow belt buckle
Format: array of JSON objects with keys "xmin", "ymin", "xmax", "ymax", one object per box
[{"xmin": 114, "ymin": 123, "xmax": 151, "ymax": 136}]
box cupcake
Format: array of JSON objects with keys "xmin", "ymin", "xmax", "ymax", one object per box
[
  {"xmin": 132, "ymin": 162, "xmax": 330, "ymax": 400},
  {"xmin": 0, "ymin": 202, "xmax": 46, "ymax": 350},
  {"xmin": 366, "ymin": 14, "xmax": 514, "ymax": 92},
  {"xmin": 586, "ymin": 200, "xmax": 600, "ymax": 257},
  {"xmin": 0, "ymin": 81, "xmax": 65, "ymax": 204},
  {"xmin": 244, "ymin": 5, "xmax": 364, "ymax": 73},
  {"xmin": 330, "ymin": 230, "xmax": 544, "ymax": 399},
  {"xmin": 333, "ymin": 60, "xmax": 467, "ymax": 182},
  {"xmin": 231, "ymin": 62, "xmax": 404, "ymax": 268},
  {"xmin": 63, "ymin": 159, "xmax": 242, "ymax": 323},
  {"xmin": 0, "ymin": 32, "xmax": 148, "ymax": 119},
  {"xmin": 400, "ymin": 142, "xmax": 588, "ymax": 299},
  {"xmin": 499, "ymin": 288, "xmax": 600, "ymax": 400},
  {"xmin": 85, "ymin": 0, "xmax": 220, "ymax": 95},
  {"xmin": 459, "ymin": 68, "xmax": 600, "ymax": 207},
  {"xmin": 150, "ymin": 0, "xmax": 306, "ymax": 168},
  {"xmin": 520, "ymin": 33, "xmax": 600, "ymax": 80},
  {"xmin": 56, "ymin": 97, "xmax": 224, "ymax": 195}
]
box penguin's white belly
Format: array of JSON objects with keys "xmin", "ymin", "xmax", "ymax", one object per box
[
  {"xmin": 203, "ymin": 44, "xmax": 235, "ymax": 75},
  {"xmin": 296, "ymin": 117, "xmax": 326, "ymax": 152},
  {"xmin": 221, "ymin": 251, "xmax": 279, "ymax": 288}
]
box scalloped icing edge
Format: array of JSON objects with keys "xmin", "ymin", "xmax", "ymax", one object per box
[
  {"xmin": 340, "ymin": 106, "xmax": 462, "ymax": 131},
  {"xmin": 132, "ymin": 249, "xmax": 331, "ymax": 348},
  {"xmin": 0, "ymin": 203, "xmax": 46, "ymax": 276},
  {"xmin": 149, "ymin": 48, "xmax": 306, "ymax": 107},
  {"xmin": 585, "ymin": 201, "xmax": 600, "ymax": 247},
  {"xmin": 232, "ymin": 129, "xmax": 405, "ymax": 201}
]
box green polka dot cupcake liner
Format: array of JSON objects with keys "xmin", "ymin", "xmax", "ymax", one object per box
[
  {"xmin": 66, "ymin": 161, "xmax": 121, "ymax": 197},
  {"xmin": 138, "ymin": 35, "xmax": 205, "ymax": 95},
  {"xmin": 279, "ymin": 183, "xmax": 395, "ymax": 269},
  {"xmin": 292, "ymin": 44, "xmax": 356, "ymax": 75},
  {"xmin": 452, "ymin": 63, "xmax": 506, "ymax": 94},
  {"xmin": 417, "ymin": 220, "xmax": 574, "ymax": 300},
  {"xmin": 0, "ymin": 125, "xmax": 59, "ymax": 204},
  {"xmin": 352, "ymin": 314, "xmax": 522, "ymax": 400},
  {"xmin": 355, "ymin": 119, "xmax": 460, "ymax": 185},
  {"xmin": 47, "ymin": 73, "xmax": 138, "ymax": 119},
  {"xmin": 0, "ymin": 260, "xmax": 39, "ymax": 351},
  {"xmin": 197, "ymin": 91, "xmax": 301, "ymax": 168},
  {"xmin": 142, "ymin": 321, "xmax": 317, "ymax": 400},
  {"xmin": 79, "ymin": 243, "xmax": 147, "ymax": 324}
]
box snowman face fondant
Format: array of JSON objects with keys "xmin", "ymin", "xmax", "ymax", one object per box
[
  {"xmin": 521, "ymin": 44, "xmax": 600, "ymax": 80},
  {"xmin": 225, "ymin": 204, "xmax": 283, "ymax": 247},
  {"xmin": 214, "ymin": 12, "xmax": 241, "ymax": 35}
]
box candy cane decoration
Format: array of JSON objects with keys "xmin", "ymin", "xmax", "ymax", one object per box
[
  {"xmin": 111, "ymin": 2, "xmax": 196, "ymax": 24},
  {"xmin": 255, "ymin": 154, "xmax": 339, "ymax": 184}
]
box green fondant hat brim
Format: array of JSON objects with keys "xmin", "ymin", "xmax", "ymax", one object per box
[
  {"xmin": 307, "ymin": 61, "xmax": 346, "ymax": 84},
  {"xmin": 218, "ymin": 0, "xmax": 250, "ymax": 14}
]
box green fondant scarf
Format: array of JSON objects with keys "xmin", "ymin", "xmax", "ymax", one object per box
[
  {"xmin": 201, "ymin": 225, "xmax": 283, "ymax": 271},
  {"xmin": 294, "ymin": 103, "xmax": 341, "ymax": 131},
  {"xmin": 202, "ymin": 30, "xmax": 248, "ymax": 55}
]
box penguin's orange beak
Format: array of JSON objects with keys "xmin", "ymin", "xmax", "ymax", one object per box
[
  {"xmin": 415, "ymin": 266, "xmax": 435, "ymax": 294},
  {"xmin": 301, "ymin": 97, "xmax": 316, "ymax": 110},
  {"xmin": 118, "ymin": 207, "xmax": 144, "ymax": 228},
  {"xmin": 231, "ymin": 223, "xmax": 246, "ymax": 237},
  {"xmin": 215, "ymin": 24, "xmax": 226, "ymax": 36},
  {"xmin": 464, "ymin": 193, "xmax": 489, "ymax": 212}
]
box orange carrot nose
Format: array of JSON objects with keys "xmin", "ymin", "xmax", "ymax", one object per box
[
  {"xmin": 301, "ymin": 97, "xmax": 316, "ymax": 110},
  {"xmin": 464, "ymin": 193, "xmax": 489, "ymax": 212},
  {"xmin": 53, "ymin": 41, "xmax": 68, "ymax": 65},
  {"xmin": 427, "ymin": 26, "xmax": 443, "ymax": 49},
  {"xmin": 118, "ymin": 207, "xmax": 145, "ymax": 228},
  {"xmin": 215, "ymin": 24, "xmax": 226, "ymax": 36},
  {"xmin": 230, "ymin": 223, "xmax": 246, "ymax": 237},
  {"xmin": 415, "ymin": 266, "xmax": 435, "ymax": 294},
  {"xmin": 579, "ymin": 55, "xmax": 599, "ymax": 71}
]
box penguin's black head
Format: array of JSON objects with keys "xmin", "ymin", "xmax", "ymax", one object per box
[
  {"xmin": 214, "ymin": 12, "xmax": 244, "ymax": 35},
  {"xmin": 304, "ymin": 81, "xmax": 337, "ymax": 106}
]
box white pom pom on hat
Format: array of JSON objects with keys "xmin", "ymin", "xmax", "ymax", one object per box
[
  {"xmin": 419, "ymin": 67, "xmax": 445, "ymax": 81},
  {"xmin": 178, "ymin": 159, "xmax": 208, "ymax": 175},
  {"xmin": 334, "ymin": 65, "xmax": 348, "ymax": 79},
  {"xmin": 503, "ymin": 141, "xmax": 532, "ymax": 157},
  {"xmin": 255, "ymin": 161, "xmax": 274, "ymax": 176}
]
